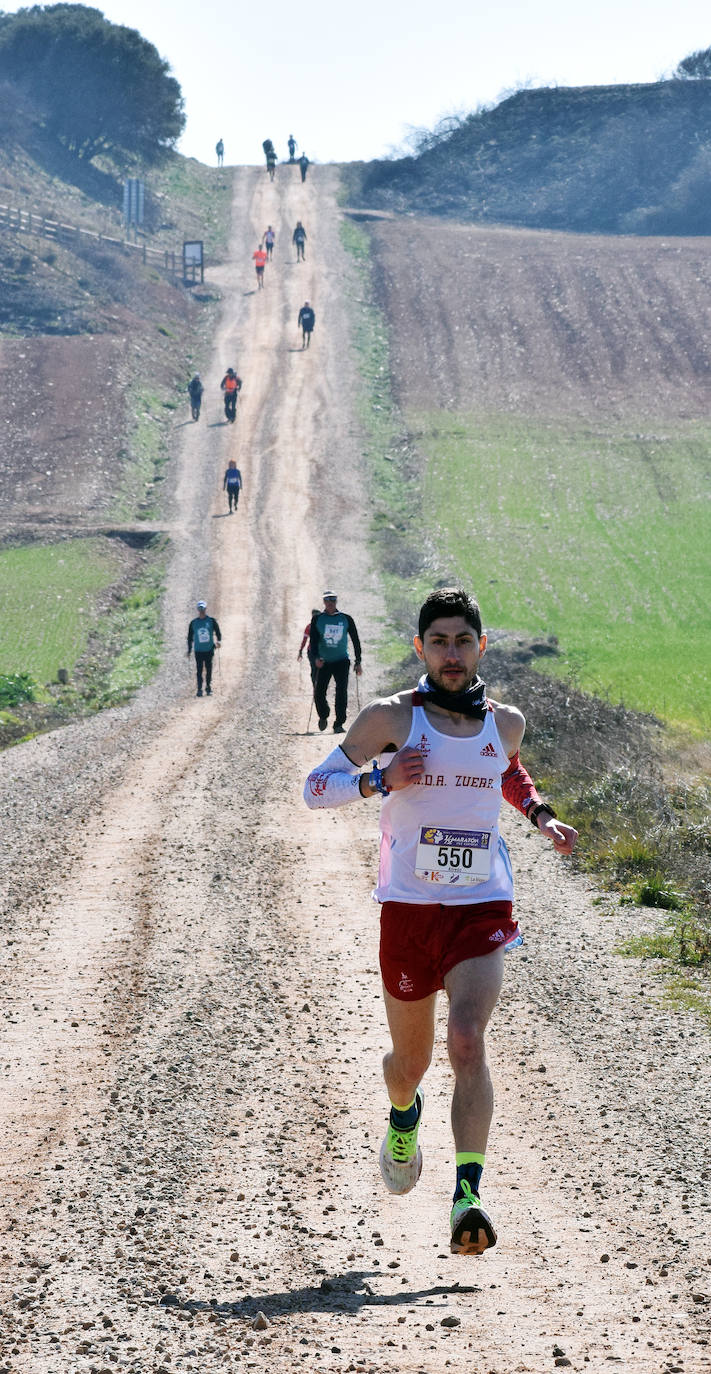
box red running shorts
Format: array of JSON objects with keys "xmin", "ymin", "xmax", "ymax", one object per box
[{"xmin": 379, "ymin": 899, "xmax": 518, "ymax": 1001}]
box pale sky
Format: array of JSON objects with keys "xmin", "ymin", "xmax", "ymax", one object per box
[{"xmin": 4, "ymin": 0, "xmax": 711, "ymax": 166}]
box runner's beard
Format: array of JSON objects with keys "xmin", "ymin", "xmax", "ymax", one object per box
[{"xmin": 430, "ymin": 668, "xmax": 477, "ymax": 694}]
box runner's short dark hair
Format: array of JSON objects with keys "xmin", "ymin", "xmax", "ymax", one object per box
[{"xmin": 418, "ymin": 588, "xmax": 482, "ymax": 640}]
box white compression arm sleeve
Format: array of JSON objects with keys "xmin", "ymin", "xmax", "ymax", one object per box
[{"xmin": 304, "ymin": 746, "xmax": 362, "ymax": 809}]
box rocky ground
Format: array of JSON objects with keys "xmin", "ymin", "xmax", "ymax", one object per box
[{"xmin": 0, "ymin": 168, "xmax": 709, "ymax": 1374}]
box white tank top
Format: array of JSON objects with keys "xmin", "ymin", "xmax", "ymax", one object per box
[{"xmin": 374, "ymin": 701, "xmax": 514, "ymax": 906}]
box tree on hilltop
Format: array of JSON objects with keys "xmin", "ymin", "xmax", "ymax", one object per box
[
  {"xmin": 675, "ymin": 46, "xmax": 711, "ymax": 80},
  {"xmin": 0, "ymin": 4, "xmax": 185, "ymax": 163}
]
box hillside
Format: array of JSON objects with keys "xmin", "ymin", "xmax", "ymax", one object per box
[
  {"xmin": 357, "ymin": 213, "xmax": 711, "ymax": 730},
  {"xmin": 347, "ymin": 79, "xmax": 711, "ymax": 234},
  {"xmin": 0, "ymin": 136, "xmax": 230, "ymax": 745}
]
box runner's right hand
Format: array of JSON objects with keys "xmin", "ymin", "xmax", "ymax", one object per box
[{"xmin": 383, "ymin": 746, "xmax": 426, "ymax": 791}]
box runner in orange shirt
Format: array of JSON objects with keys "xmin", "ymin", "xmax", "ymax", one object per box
[{"xmin": 253, "ymin": 244, "xmax": 267, "ymax": 289}]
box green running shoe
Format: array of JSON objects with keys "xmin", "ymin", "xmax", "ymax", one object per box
[
  {"xmin": 379, "ymin": 1089, "xmax": 424, "ymax": 1195},
  {"xmin": 449, "ymin": 1179, "xmax": 497, "ymax": 1254}
]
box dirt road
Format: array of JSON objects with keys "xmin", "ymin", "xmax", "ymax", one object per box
[{"xmin": 1, "ymin": 169, "xmax": 709, "ymax": 1374}]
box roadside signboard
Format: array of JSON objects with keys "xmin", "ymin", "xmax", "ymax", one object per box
[{"xmin": 183, "ymin": 240, "xmax": 204, "ymax": 283}]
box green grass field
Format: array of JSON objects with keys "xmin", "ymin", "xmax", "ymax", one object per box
[
  {"xmin": 0, "ymin": 539, "xmax": 124, "ymax": 684},
  {"xmin": 412, "ymin": 411, "xmax": 711, "ymax": 733}
]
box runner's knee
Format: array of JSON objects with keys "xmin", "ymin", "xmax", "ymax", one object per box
[{"xmin": 447, "ymin": 1015, "xmax": 487, "ymax": 1074}]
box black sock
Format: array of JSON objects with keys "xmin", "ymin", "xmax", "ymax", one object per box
[
  {"xmin": 390, "ymin": 1096, "xmax": 421, "ymax": 1131},
  {"xmin": 454, "ymin": 1160, "xmax": 483, "ymax": 1202}
]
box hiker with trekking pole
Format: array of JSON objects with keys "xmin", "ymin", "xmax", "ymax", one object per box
[{"xmin": 309, "ymin": 592, "xmax": 362, "ymax": 733}]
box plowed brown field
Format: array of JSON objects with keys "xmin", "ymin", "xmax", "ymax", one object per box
[{"xmin": 368, "ymin": 217, "xmax": 711, "ymax": 420}]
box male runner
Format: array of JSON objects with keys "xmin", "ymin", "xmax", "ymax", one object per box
[
  {"xmin": 292, "ymin": 221, "xmax": 307, "ymax": 262},
  {"xmin": 309, "ymin": 592, "xmax": 362, "ymax": 732},
  {"xmin": 253, "ymin": 244, "xmax": 267, "ymax": 288},
  {"xmin": 187, "ymin": 373, "xmax": 203, "ymax": 421},
  {"xmin": 187, "ymin": 600, "xmax": 222, "ymax": 697},
  {"xmin": 220, "ymin": 368, "xmax": 242, "ymax": 423},
  {"xmin": 298, "ymin": 152, "xmax": 310, "ymax": 182},
  {"xmin": 223, "ymin": 460, "xmax": 243, "ymax": 513},
  {"xmin": 304, "ymin": 587, "xmax": 577, "ymax": 1253},
  {"xmin": 298, "ymin": 609, "xmax": 320, "ymax": 685},
  {"xmin": 263, "ymin": 225, "xmax": 276, "ymax": 260},
  {"xmin": 263, "ymin": 138, "xmax": 276, "ymax": 175},
  {"xmin": 298, "ymin": 301, "xmax": 315, "ymax": 348},
  {"xmin": 288, "ymin": 134, "xmax": 297, "ymax": 161},
  {"xmin": 216, "ymin": 138, "xmax": 224, "ymax": 166}
]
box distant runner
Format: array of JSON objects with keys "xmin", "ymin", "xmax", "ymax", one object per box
[
  {"xmin": 216, "ymin": 138, "xmax": 224, "ymax": 166},
  {"xmin": 253, "ymin": 244, "xmax": 267, "ymax": 288},
  {"xmin": 304, "ymin": 587, "xmax": 578, "ymax": 1254},
  {"xmin": 298, "ymin": 301, "xmax": 315, "ymax": 348},
  {"xmin": 297, "ymin": 608, "xmax": 320, "ymax": 685},
  {"xmin": 292, "ymin": 220, "xmax": 307, "ymax": 262},
  {"xmin": 187, "ymin": 373, "xmax": 203, "ymax": 421},
  {"xmin": 263, "ymin": 225, "xmax": 275, "ymax": 260},
  {"xmin": 288, "ymin": 134, "xmax": 297, "ymax": 162},
  {"xmin": 187, "ymin": 600, "xmax": 222, "ymax": 697},
  {"xmin": 298, "ymin": 152, "xmax": 310, "ymax": 183},
  {"xmin": 262, "ymin": 137, "xmax": 277, "ymax": 179},
  {"xmin": 223, "ymin": 460, "xmax": 242, "ymax": 514},
  {"xmin": 309, "ymin": 592, "xmax": 361, "ymax": 732},
  {"xmin": 220, "ymin": 368, "xmax": 242, "ymax": 423}
]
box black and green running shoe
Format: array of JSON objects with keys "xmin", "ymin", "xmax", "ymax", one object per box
[{"xmin": 449, "ymin": 1179, "xmax": 497, "ymax": 1254}]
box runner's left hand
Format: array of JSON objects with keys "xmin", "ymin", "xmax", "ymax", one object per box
[{"xmin": 538, "ymin": 816, "xmax": 578, "ymax": 855}]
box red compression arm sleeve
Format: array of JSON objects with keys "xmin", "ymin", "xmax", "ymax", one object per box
[{"xmin": 501, "ymin": 751, "xmax": 542, "ymax": 817}]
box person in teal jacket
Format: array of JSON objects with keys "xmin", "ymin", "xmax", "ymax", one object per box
[
  {"xmin": 309, "ymin": 592, "xmax": 362, "ymax": 733},
  {"xmin": 187, "ymin": 601, "xmax": 221, "ymax": 697}
]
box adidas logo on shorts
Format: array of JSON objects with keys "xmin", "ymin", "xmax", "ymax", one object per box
[
  {"xmin": 489, "ymin": 928, "xmax": 506, "ymax": 943},
  {"xmin": 480, "ymin": 741, "xmax": 497, "ymax": 757}
]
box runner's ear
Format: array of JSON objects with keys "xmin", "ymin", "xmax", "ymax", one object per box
[{"xmin": 413, "ymin": 635, "xmax": 424, "ymax": 661}]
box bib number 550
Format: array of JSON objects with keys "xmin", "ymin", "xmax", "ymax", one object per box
[{"xmin": 438, "ymin": 846, "xmax": 473, "ymax": 869}]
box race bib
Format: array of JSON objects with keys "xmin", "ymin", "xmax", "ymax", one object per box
[
  {"xmin": 196, "ymin": 625, "xmax": 212, "ymax": 647},
  {"xmin": 414, "ymin": 825, "xmax": 492, "ymax": 886}
]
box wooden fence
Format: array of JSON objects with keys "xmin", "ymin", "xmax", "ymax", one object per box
[{"xmin": 0, "ymin": 203, "xmax": 178, "ymax": 279}]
